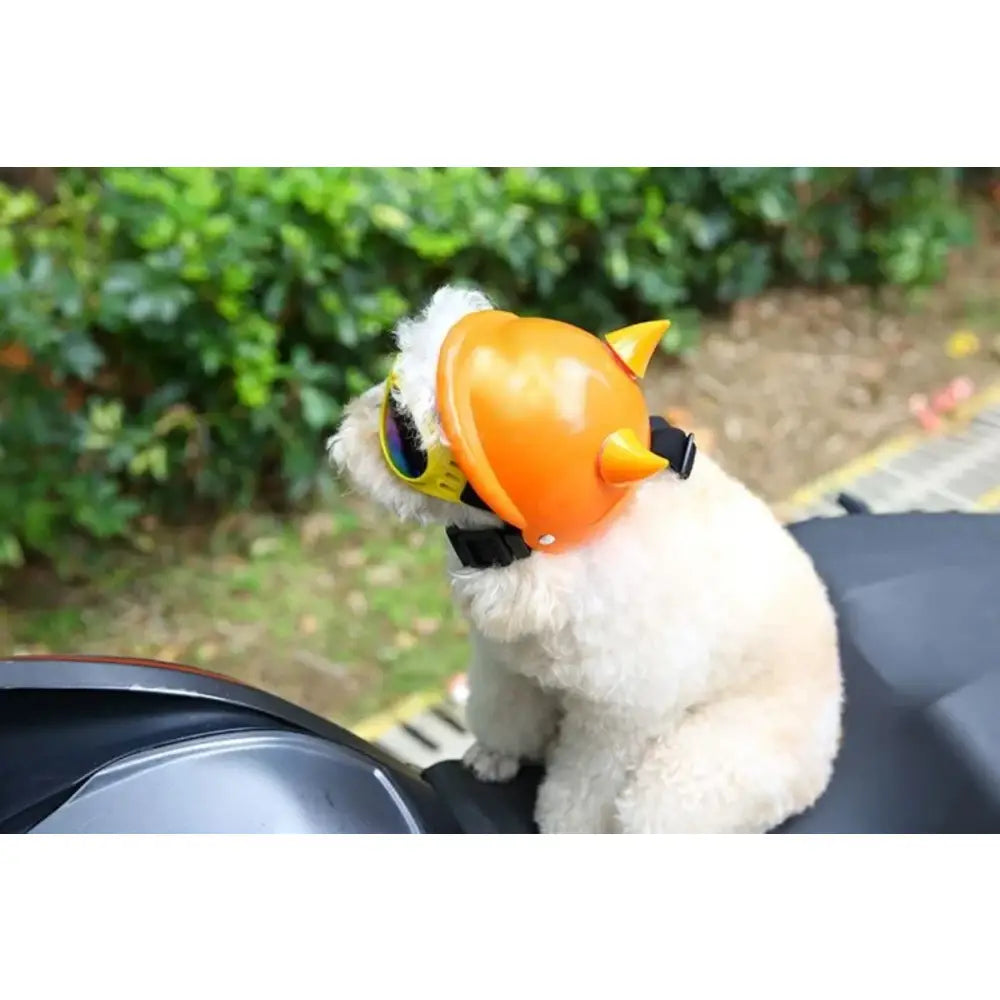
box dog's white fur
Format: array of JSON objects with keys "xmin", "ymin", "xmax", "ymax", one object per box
[{"xmin": 329, "ymin": 286, "xmax": 843, "ymax": 833}]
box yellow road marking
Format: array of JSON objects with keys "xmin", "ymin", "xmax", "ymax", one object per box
[
  {"xmin": 975, "ymin": 485, "xmax": 1000, "ymax": 510},
  {"xmin": 788, "ymin": 379, "xmax": 1000, "ymax": 508},
  {"xmin": 786, "ymin": 432, "xmax": 920, "ymax": 508},
  {"xmin": 352, "ymin": 689, "xmax": 444, "ymax": 742},
  {"xmin": 954, "ymin": 381, "xmax": 1000, "ymax": 423}
]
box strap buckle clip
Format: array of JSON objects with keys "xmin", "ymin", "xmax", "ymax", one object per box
[{"xmin": 446, "ymin": 525, "xmax": 531, "ymax": 569}]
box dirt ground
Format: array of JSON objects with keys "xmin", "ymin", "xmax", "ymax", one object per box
[{"xmin": 643, "ymin": 226, "xmax": 1000, "ymax": 505}]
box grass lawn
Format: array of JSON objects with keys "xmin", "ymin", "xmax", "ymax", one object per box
[{"xmin": 0, "ymin": 495, "xmax": 469, "ymax": 728}]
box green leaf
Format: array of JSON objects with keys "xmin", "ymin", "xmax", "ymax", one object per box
[
  {"xmin": 299, "ymin": 385, "xmax": 332, "ymax": 429},
  {"xmin": 22, "ymin": 499, "xmax": 57, "ymax": 548},
  {"xmin": 0, "ymin": 533, "xmax": 24, "ymax": 567},
  {"xmin": 61, "ymin": 335, "xmax": 104, "ymax": 379},
  {"xmin": 90, "ymin": 400, "xmax": 124, "ymax": 434},
  {"xmin": 371, "ymin": 204, "xmax": 410, "ymax": 232},
  {"xmin": 0, "ymin": 188, "xmax": 40, "ymax": 226},
  {"xmin": 127, "ymin": 294, "xmax": 159, "ymax": 323}
]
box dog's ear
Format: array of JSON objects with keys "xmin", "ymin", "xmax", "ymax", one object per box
[{"xmin": 394, "ymin": 285, "xmax": 494, "ymax": 357}]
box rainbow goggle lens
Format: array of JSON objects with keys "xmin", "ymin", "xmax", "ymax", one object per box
[{"xmin": 378, "ymin": 370, "xmax": 469, "ymax": 504}]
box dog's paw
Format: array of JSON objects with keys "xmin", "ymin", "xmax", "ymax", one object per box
[{"xmin": 463, "ymin": 742, "xmax": 521, "ymax": 783}]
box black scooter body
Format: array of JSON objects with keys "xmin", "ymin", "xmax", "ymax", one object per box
[{"xmin": 3, "ymin": 511, "xmax": 999, "ymax": 834}]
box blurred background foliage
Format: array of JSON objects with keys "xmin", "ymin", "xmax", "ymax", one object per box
[{"xmin": 0, "ymin": 166, "xmax": 988, "ymax": 575}]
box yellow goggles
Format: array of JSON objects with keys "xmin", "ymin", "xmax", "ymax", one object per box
[{"xmin": 378, "ymin": 370, "xmax": 470, "ymax": 505}]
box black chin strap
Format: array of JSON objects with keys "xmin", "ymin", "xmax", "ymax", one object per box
[
  {"xmin": 446, "ymin": 522, "xmax": 531, "ymax": 569},
  {"xmin": 648, "ymin": 415, "xmax": 698, "ymax": 481},
  {"xmin": 446, "ymin": 417, "xmax": 697, "ymax": 570}
]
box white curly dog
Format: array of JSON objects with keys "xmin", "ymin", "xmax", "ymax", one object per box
[{"xmin": 329, "ymin": 286, "xmax": 843, "ymax": 833}]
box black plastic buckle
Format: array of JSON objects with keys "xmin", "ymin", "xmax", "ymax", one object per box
[
  {"xmin": 649, "ymin": 416, "xmax": 697, "ymax": 480},
  {"xmin": 446, "ymin": 524, "xmax": 532, "ymax": 569},
  {"xmin": 676, "ymin": 431, "xmax": 697, "ymax": 480}
]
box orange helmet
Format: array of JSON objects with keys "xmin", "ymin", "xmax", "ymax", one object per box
[{"xmin": 437, "ymin": 309, "xmax": 686, "ymax": 554}]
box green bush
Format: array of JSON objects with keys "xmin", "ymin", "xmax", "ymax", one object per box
[{"xmin": 0, "ymin": 167, "xmax": 977, "ymax": 572}]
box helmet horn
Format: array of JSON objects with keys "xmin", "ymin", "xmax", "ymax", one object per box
[
  {"xmin": 604, "ymin": 320, "xmax": 671, "ymax": 378},
  {"xmin": 598, "ymin": 428, "xmax": 669, "ymax": 486}
]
